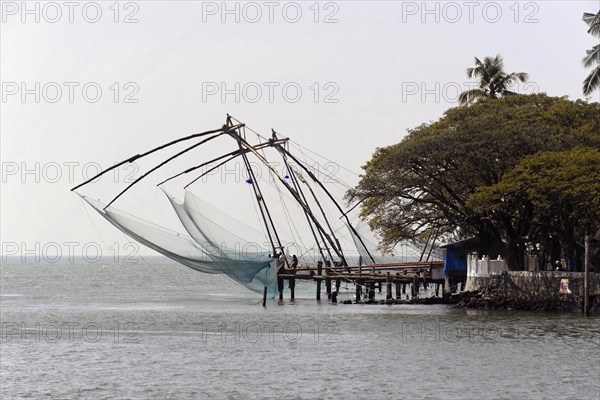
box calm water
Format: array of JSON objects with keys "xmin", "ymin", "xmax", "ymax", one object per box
[{"xmin": 1, "ymin": 259, "xmax": 599, "ymax": 399}]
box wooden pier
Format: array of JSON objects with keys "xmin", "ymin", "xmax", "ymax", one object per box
[{"xmin": 275, "ymin": 261, "xmax": 446, "ymax": 303}]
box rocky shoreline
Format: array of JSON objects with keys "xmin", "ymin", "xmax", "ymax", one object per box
[
  {"xmin": 345, "ymin": 290, "xmax": 599, "ymax": 314},
  {"xmin": 450, "ymin": 290, "xmax": 600, "ymax": 313},
  {"xmin": 339, "ymin": 271, "xmax": 600, "ymax": 314}
]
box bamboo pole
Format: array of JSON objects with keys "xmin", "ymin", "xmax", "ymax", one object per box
[
  {"xmin": 70, "ymin": 125, "xmax": 233, "ymax": 191},
  {"xmin": 316, "ymin": 261, "xmax": 322, "ymax": 301},
  {"xmin": 263, "ymin": 280, "xmax": 271, "ymax": 307}
]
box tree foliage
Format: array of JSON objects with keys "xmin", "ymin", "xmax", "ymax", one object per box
[
  {"xmin": 347, "ymin": 94, "xmax": 600, "ymax": 270},
  {"xmin": 469, "ymin": 148, "xmax": 600, "ymax": 266},
  {"xmin": 582, "ymin": 10, "xmax": 600, "ymax": 95},
  {"xmin": 458, "ymin": 55, "xmax": 529, "ymax": 105}
]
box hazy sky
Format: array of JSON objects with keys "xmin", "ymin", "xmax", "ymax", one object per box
[{"xmin": 2, "ymin": 0, "xmax": 599, "ymax": 259}]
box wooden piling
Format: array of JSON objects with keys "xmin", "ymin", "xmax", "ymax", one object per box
[
  {"xmin": 412, "ymin": 275, "xmax": 418, "ymax": 299},
  {"xmin": 325, "ymin": 261, "xmax": 332, "ymax": 300},
  {"xmin": 443, "ymin": 276, "xmax": 450, "ymax": 298},
  {"xmin": 289, "ymin": 268, "xmax": 296, "ymax": 300},
  {"xmin": 273, "ymin": 261, "xmax": 447, "ymax": 304},
  {"xmin": 368, "ymin": 282, "xmax": 376, "ymax": 300},
  {"xmin": 278, "ymin": 275, "xmax": 284, "ymax": 300},
  {"xmin": 262, "ymin": 286, "xmax": 268, "ymax": 307},
  {"xmin": 316, "ymin": 261, "xmax": 322, "ymax": 301}
]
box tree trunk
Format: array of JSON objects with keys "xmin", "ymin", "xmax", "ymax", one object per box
[{"xmin": 504, "ymin": 238, "xmax": 525, "ymax": 271}]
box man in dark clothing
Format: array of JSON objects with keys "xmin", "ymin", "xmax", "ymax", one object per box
[{"xmin": 554, "ymin": 260, "xmax": 563, "ymax": 271}]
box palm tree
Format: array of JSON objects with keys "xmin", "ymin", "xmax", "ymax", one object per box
[
  {"xmin": 458, "ymin": 55, "xmax": 529, "ymax": 105},
  {"xmin": 582, "ymin": 11, "xmax": 600, "ymax": 96}
]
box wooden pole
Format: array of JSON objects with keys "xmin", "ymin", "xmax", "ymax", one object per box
[
  {"xmin": 443, "ymin": 276, "xmax": 450, "ymax": 298},
  {"xmin": 71, "ymin": 124, "xmax": 233, "ymax": 191},
  {"xmin": 237, "ymin": 134, "xmax": 343, "ymax": 262},
  {"xmin": 325, "ymin": 262, "xmax": 332, "ymax": 300},
  {"xmin": 181, "ymin": 138, "xmax": 288, "ymax": 188},
  {"xmin": 316, "ymin": 261, "xmax": 322, "ymax": 301},
  {"xmin": 237, "ymin": 141, "xmax": 282, "ymax": 259},
  {"xmin": 368, "ymin": 282, "xmax": 376, "ymax": 300},
  {"xmin": 386, "ymin": 272, "xmax": 392, "ymax": 300},
  {"xmin": 298, "ymin": 177, "xmax": 346, "ymax": 263},
  {"xmin": 355, "ymin": 281, "xmax": 362, "ymax": 302},
  {"xmin": 395, "ymin": 273, "xmax": 401, "ymax": 300},
  {"xmin": 290, "ymin": 269, "xmax": 296, "ymax": 300},
  {"xmin": 105, "ymin": 132, "xmax": 226, "ymax": 208},
  {"xmin": 283, "ymin": 157, "xmax": 330, "ymax": 264},
  {"xmin": 275, "ymin": 145, "xmax": 377, "ymax": 263},
  {"xmin": 412, "ymin": 275, "xmax": 418, "ymax": 299},
  {"xmin": 262, "ymin": 286, "xmax": 268, "ymax": 307},
  {"xmin": 278, "ymin": 278, "xmax": 284, "ymax": 300},
  {"xmin": 584, "ymin": 235, "xmax": 590, "ymax": 316}
]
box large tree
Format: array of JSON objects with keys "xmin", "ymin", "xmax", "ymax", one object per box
[
  {"xmin": 458, "ymin": 54, "xmax": 529, "ymax": 105},
  {"xmin": 582, "ymin": 11, "xmax": 600, "ymax": 96},
  {"xmin": 468, "ymin": 147, "xmax": 600, "ymax": 270},
  {"xmin": 347, "ymin": 94, "xmax": 600, "ymax": 270}
]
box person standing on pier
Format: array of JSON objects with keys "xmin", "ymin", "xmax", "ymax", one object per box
[
  {"xmin": 554, "ymin": 260, "xmax": 563, "ymax": 271},
  {"xmin": 277, "ymin": 253, "xmax": 286, "ymax": 273}
]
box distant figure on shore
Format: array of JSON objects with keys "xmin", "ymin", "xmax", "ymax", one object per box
[{"xmin": 554, "ymin": 260, "xmax": 563, "ymax": 271}]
